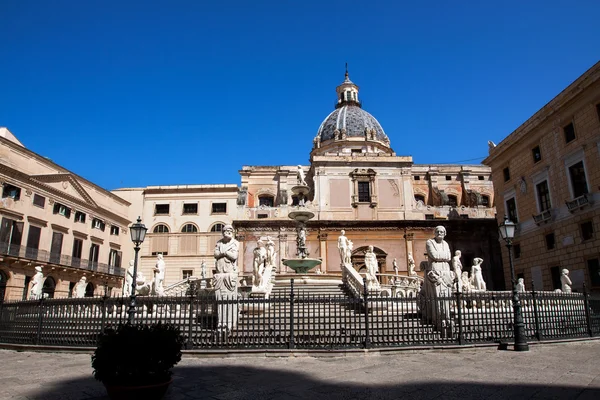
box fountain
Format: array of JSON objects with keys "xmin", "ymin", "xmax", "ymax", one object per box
[{"xmin": 282, "ymin": 167, "xmax": 322, "ymax": 274}]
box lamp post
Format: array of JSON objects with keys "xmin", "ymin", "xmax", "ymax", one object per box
[
  {"xmin": 498, "ymin": 215, "xmax": 529, "ymax": 351},
  {"xmin": 127, "ymin": 216, "xmax": 147, "ymax": 324}
]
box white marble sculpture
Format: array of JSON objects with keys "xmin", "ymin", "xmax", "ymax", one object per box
[
  {"xmin": 561, "ymin": 269, "xmax": 572, "ymax": 293},
  {"xmin": 516, "ymin": 278, "xmax": 526, "ymax": 292},
  {"xmin": 152, "ymin": 254, "xmax": 166, "ymax": 296},
  {"xmin": 74, "ymin": 276, "xmax": 87, "ymax": 298},
  {"xmin": 135, "ymin": 270, "xmax": 151, "ymax": 295},
  {"xmin": 338, "ymin": 230, "xmax": 350, "ymax": 265},
  {"xmin": 393, "ymin": 258, "xmax": 399, "ymax": 275},
  {"xmin": 364, "ymin": 245, "xmax": 380, "ymax": 290},
  {"xmin": 265, "ymin": 236, "xmax": 276, "ymax": 268},
  {"xmin": 29, "ymin": 266, "xmax": 44, "ymax": 300},
  {"xmin": 252, "ymin": 240, "xmax": 266, "ymax": 288},
  {"xmin": 200, "ymin": 261, "xmax": 207, "ymax": 288},
  {"xmin": 346, "ymin": 240, "xmax": 353, "ymax": 264},
  {"xmin": 422, "ymin": 226, "xmax": 454, "ymax": 334},
  {"xmin": 452, "ymin": 250, "xmax": 463, "ymax": 291},
  {"xmin": 297, "ymin": 227, "xmax": 306, "ymax": 250},
  {"xmin": 461, "ymin": 271, "xmax": 472, "ymax": 292},
  {"xmin": 408, "ymin": 252, "xmax": 417, "ymax": 276},
  {"xmin": 297, "ymin": 165, "xmax": 307, "ymax": 186},
  {"xmin": 470, "ymin": 258, "xmax": 486, "ymax": 291},
  {"xmin": 213, "ymin": 224, "xmax": 239, "ymax": 329},
  {"xmin": 123, "ymin": 260, "xmax": 134, "ymax": 296}
]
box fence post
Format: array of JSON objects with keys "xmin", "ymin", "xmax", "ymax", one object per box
[
  {"xmin": 531, "ymin": 280, "xmax": 541, "ymax": 341},
  {"xmin": 186, "ymin": 281, "xmax": 196, "ymax": 349},
  {"xmin": 583, "ymin": 283, "xmax": 593, "ymax": 337},
  {"xmin": 455, "ymin": 287, "xmax": 463, "ymax": 345},
  {"xmin": 363, "ymin": 277, "xmax": 370, "ymax": 349},
  {"xmin": 35, "ymin": 297, "xmax": 44, "ymax": 345},
  {"xmin": 289, "ymin": 278, "xmax": 295, "ymax": 349},
  {"xmin": 100, "ymin": 294, "xmax": 107, "ymax": 332}
]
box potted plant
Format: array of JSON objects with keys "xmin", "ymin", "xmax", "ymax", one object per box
[{"xmin": 91, "ymin": 322, "xmax": 185, "ymax": 400}]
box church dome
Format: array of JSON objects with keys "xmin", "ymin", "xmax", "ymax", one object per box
[{"xmin": 313, "ymin": 68, "xmax": 390, "ymax": 147}]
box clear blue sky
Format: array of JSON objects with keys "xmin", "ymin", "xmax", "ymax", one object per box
[{"xmin": 1, "ymin": 1, "xmax": 599, "ymax": 190}]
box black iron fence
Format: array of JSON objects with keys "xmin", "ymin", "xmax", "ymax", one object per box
[
  {"xmin": 0, "ymin": 281, "xmax": 598, "ymax": 350},
  {"xmin": 0, "ymin": 242, "xmax": 125, "ymax": 277}
]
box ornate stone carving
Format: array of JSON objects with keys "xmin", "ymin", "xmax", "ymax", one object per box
[{"xmin": 237, "ymin": 186, "xmax": 248, "ymax": 206}]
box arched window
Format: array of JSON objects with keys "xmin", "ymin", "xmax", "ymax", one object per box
[
  {"xmin": 85, "ymin": 282, "xmax": 95, "ymax": 297},
  {"xmin": 181, "ymin": 224, "xmax": 198, "ymax": 233},
  {"xmin": 414, "ymin": 194, "xmax": 425, "ymax": 204},
  {"xmin": 258, "ymin": 195, "xmax": 274, "ymax": 207},
  {"xmin": 42, "ymin": 276, "xmax": 56, "ymax": 299},
  {"xmin": 448, "ymin": 195, "xmax": 458, "ymax": 207},
  {"xmin": 210, "ymin": 223, "xmax": 225, "ymax": 232},
  {"xmin": 153, "ymin": 224, "xmax": 169, "ymax": 234}
]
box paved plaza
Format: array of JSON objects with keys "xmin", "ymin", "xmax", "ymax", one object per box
[{"xmin": 0, "ymin": 340, "xmax": 599, "ymax": 399}]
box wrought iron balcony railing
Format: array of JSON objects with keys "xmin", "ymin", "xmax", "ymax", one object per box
[{"xmin": 0, "ymin": 242, "xmax": 125, "ymax": 277}]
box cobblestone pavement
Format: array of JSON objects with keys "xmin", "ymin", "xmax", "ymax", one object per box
[{"xmin": 1, "ymin": 341, "xmax": 600, "ymax": 400}]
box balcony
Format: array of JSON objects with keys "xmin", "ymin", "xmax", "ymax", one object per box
[
  {"xmin": 533, "ymin": 209, "xmax": 553, "ymax": 225},
  {"xmin": 0, "ymin": 242, "xmax": 125, "ymax": 277},
  {"xmin": 566, "ymin": 193, "xmax": 592, "ymax": 213}
]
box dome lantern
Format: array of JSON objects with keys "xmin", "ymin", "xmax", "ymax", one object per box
[{"xmin": 335, "ymin": 64, "xmax": 361, "ymax": 109}]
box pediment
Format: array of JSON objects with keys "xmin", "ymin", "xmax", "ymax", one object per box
[{"xmin": 30, "ymin": 173, "xmax": 98, "ymax": 208}]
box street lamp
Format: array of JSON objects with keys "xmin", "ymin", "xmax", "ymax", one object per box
[
  {"xmin": 498, "ymin": 215, "xmax": 529, "ymax": 351},
  {"xmin": 127, "ymin": 216, "xmax": 147, "ymax": 324}
]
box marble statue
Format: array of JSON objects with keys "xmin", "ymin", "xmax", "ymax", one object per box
[
  {"xmin": 516, "ymin": 278, "xmax": 525, "ymax": 292},
  {"xmin": 338, "ymin": 230, "xmax": 350, "ymax": 265},
  {"xmin": 346, "ymin": 240, "xmax": 353, "ymax": 264},
  {"xmin": 200, "ymin": 261, "xmax": 207, "ymax": 279},
  {"xmin": 470, "ymin": 258, "xmax": 486, "ymax": 291},
  {"xmin": 152, "ymin": 254, "xmax": 166, "ymax": 296},
  {"xmin": 265, "ymin": 236, "xmax": 276, "ymax": 267},
  {"xmin": 252, "ymin": 240, "xmax": 266, "ymax": 288},
  {"xmin": 29, "ymin": 266, "xmax": 44, "ymax": 300},
  {"xmin": 393, "ymin": 258, "xmax": 399, "ymax": 275},
  {"xmin": 123, "ymin": 260, "xmax": 134, "ymax": 296},
  {"xmin": 297, "ymin": 165, "xmax": 307, "ymax": 186},
  {"xmin": 452, "ymin": 250, "xmax": 463, "ymax": 291},
  {"xmin": 74, "ymin": 276, "xmax": 87, "ymax": 298},
  {"xmin": 422, "ymin": 226, "xmax": 454, "ymax": 334},
  {"xmin": 461, "ymin": 271, "xmax": 471, "ymax": 292},
  {"xmin": 408, "ymin": 252, "xmax": 416, "ymax": 276},
  {"xmin": 135, "ymin": 270, "xmax": 151, "ymax": 296},
  {"xmin": 364, "ymin": 245, "xmax": 380, "ymax": 290},
  {"xmin": 560, "ymin": 269, "xmax": 572, "ymax": 293},
  {"xmin": 213, "ymin": 224, "xmax": 239, "ymax": 329},
  {"xmin": 297, "ymin": 227, "xmax": 306, "ymax": 250}
]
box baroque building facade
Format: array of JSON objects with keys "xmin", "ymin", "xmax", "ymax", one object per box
[
  {"xmin": 0, "ymin": 128, "xmax": 131, "ymax": 301},
  {"xmin": 484, "ymin": 61, "xmax": 600, "ymax": 292}
]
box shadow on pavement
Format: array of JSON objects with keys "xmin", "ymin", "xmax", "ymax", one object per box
[{"xmin": 25, "ymin": 364, "xmax": 600, "ymax": 400}]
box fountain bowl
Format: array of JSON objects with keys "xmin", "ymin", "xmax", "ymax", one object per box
[
  {"xmin": 288, "ymin": 210, "xmax": 314, "ymax": 222},
  {"xmin": 282, "ymin": 258, "xmax": 322, "ymax": 274}
]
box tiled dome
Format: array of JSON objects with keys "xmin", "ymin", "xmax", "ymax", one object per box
[{"xmin": 317, "ymin": 105, "xmax": 388, "ymax": 142}]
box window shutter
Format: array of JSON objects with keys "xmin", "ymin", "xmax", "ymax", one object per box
[{"xmin": 53, "ymin": 203, "xmax": 60, "ymax": 214}]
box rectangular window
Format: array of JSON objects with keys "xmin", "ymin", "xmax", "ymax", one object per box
[
  {"xmin": 183, "ymin": 203, "xmax": 198, "ymax": 214},
  {"xmin": 72, "ymin": 238, "xmax": 83, "ymax": 267},
  {"xmin": 211, "ymin": 203, "xmax": 227, "ymax": 214},
  {"xmin": 50, "ymin": 232, "xmax": 63, "ymax": 263},
  {"xmin": 588, "ymin": 258, "xmax": 600, "ymax": 287},
  {"xmin": 357, "ymin": 181, "xmax": 371, "ymax": 202},
  {"xmin": 413, "ymin": 176, "xmax": 420, "ymax": 181},
  {"xmin": 74, "ymin": 211, "xmax": 86, "ymax": 223},
  {"xmin": 505, "ymin": 197, "xmax": 518, "ymax": 223},
  {"xmin": 503, "ymin": 167, "xmax": 511, "ymax": 182},
  {"xmin": 564, "ymin": 122, "xmax": 576, "ymax": 143},
  {"xmin": 532, "ymin": 145, "xmax": 542, "ymax": 163},
  {"xmin": 257, "ymin": 213, "xmax": 268, "ymax": 219},
  {"xmin": 155, "ymin": 204, "xmax": 170, "ymax": 215},
  {"xmin": 478, "ymin": 176, "xmax": 485, "ymax": 180},
  {"xmin": 581, "ymin": 221, "xmax": 594, "ymax": 241},
  {"xmin": 568, "ymin": 161, "xmax": 588, "ymax": 198},
  {"xmin": 545, "ymin": 233, "xmax": 555, "ymax": 250},
  {"xmin": 26, "ymin": 225, "xmax": 41, "ymax": 259},
  {"xmin": 182, "ymin": 270, "xmax": 193, "ymax": 280},
  {"xmin": 92, "ymin": 218, "xmax": 105, "ymax": 231},
  {"xmin": 89, "ymin": 243, "xmax": 100, "ymax": 269},
  {"xmin": 351, "ymin": 149, "xmax": 362, "ymax": 155},
  {"xmin": 445, "ymin": 175, "xmax": 452, "ymax": 181},
  {"xmin": 2, "ymin": 183, "xmax": 21, "ymax": 201},
  {"xmin": 536, "ymin": 180, "xmax": 551, "ymax": 212},
  {"xmin": 258, "ymin": 196, "xmax": 274, "ymax": 207},
  {"xmin": 513, "ymin": 243, "xmax": 521, "ymax": 259},
  {"xmin": 32, "ymin": 194, "xmax": 45, "ymax": 208},
  {"xmin": 108, "ymin": 249, "xmax": 122, "ymax": 268},
  {"xmin": 110, "ymin": 225, "xmax": 119, "ymax": 235},
  {"xmin": 53, "ymin": 203, "xmax": 71, "ymax": 218},
  {"xmin": 0, "ymin": 217, "xmax": 24, "ymax": 248}
]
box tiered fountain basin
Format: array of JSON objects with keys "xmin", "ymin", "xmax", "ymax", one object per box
[{"xmin": 282, "ymin": 258, "xmax": 322, "ymax": 274}]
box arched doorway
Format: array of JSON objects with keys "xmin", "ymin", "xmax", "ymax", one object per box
[
  {"xmin": 0, "ymin": 270, "xmax": 8, "ymax": 303},
  {"xmin": 351, "ymin": 246, "xmax": 387, "ymax": 282},
  {"xmin": 85, "ymin": 282, "xmax": 95, "ymax": 297},
  {"xmin": 42, "ymin": 276, "xmax": 56, "ymax": 299}
]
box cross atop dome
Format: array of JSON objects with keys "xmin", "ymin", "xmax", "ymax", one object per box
[{"xmin": 336, "ymin": 64, "xmax": 361, "ymax": 109}]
